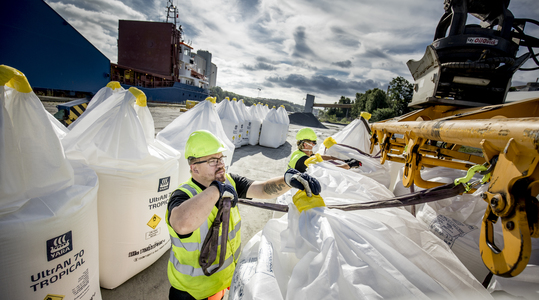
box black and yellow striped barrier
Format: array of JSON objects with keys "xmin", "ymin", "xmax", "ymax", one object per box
[{"xmin": 54, "ymin": 98, "xmax": 90, "ymax": 126}]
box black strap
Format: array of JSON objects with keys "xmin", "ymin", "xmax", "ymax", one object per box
[
  {"xmin": 237, "ymin": 182, "xmax": 466, "ymax": 212},
  {"xmin": 199, "ymin": 197, "xmax": 231, "ymax": 276}
]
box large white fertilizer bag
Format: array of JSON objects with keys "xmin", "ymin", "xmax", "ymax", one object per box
[
  {"xmin": 246, "ymin": 104, "xmax": 262, "ymax": 146},
  {"xmin": 317, "ymin": 119, "xmax": 391, "ymax": 188},
  {"xmin": 230, "ymin": 163, "xmax": 491, "ymax": 300},
  {"xmin": 0, "ymin": 65, "xmax": 101, "ymax": 300},
  {"xmin": 233, "ymin": 99, "xmax": 250, "ymax": 146},
  {"xmin": 62, "ymin": 87, "xmax": 180, "ymax": 289},
  {"xmin": 259, "ymin": 108, "xmax": 287, "ymax": 148},
  {"xmin": 156, "ymin": 99, "xmax": 234, "ymax": 183},
  {"xmin": 68, "ymin": 81, "xmax": 124, "ymax": 130},
  {"xmin": 277, "ymin": 106, "xmax": 289, "ymax": 145},
  {"xmin": 216, "ymin": 98, "xmax": 241, "ymax": 148}
]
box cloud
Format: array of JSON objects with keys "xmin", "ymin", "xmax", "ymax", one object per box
[
  {"xmin": 292, "ymin": 26, "xmax": 317, "ymax": 59},
  {"xmin": 243, "ymin": 62, "xmax": 277, "ymax": 71},
  {"xmin": 332, "ymin": 60, "xmax": 352, "ymax": 68},
  {"xmin": 40, "ymin": 0, "xmax": 539, "ymax": 104},
  {"xmin": 266, "ymin": 74, "xmax": 382, "ymax": 98}
]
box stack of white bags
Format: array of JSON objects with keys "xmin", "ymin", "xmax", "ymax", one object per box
[{"xmin": 216, "ymin": 97, "xmax": 289, "ymax": 148}]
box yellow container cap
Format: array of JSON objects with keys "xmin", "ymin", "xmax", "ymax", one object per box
[
  {"xmin": 106, "ymin": 81, "xmax": 122, "ymax": 90},
  {"xmin": 323, "ymin": 136, "xmax": 337, "ymax": 149},
  {"xmin": 360, "ymin": 111, "xmax": 372, "ymax": 121},
  {"xmin": 128, "ymin": 87, "xmax": 147, "ymax": 107},
  {"xmin": 293, "ymin": 190, "xmax": 326, "ymax": 213},
  {"xmin": 0, "ymin": 65, "xmax": 32, "ymax": 93}
]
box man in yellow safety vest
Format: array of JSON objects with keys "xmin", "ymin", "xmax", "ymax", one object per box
[{"xmin": 166, "ymin": 130, "xmax": 321, "ymax": 300}]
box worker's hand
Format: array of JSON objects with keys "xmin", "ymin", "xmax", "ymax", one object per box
[
  {"xmin": 345, "ymin": 158, "xmax": 362, "ymax": 169},
  {"xmin": 210, "ymin": 180, "xmax": 238, "ymax": 207},
  {"xmin": 284, "ymin": 169, "xmax": 322, "ymax": 197}
]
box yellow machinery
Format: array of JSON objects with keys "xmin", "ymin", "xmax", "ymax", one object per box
[{"xmin": 369, "ymin": 0, "xmax": 539, "ymax": 277}]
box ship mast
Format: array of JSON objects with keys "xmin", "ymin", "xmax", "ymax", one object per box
[{"xmin": 166, "ymin": 0, "xmax": 181, "ymax": 80}]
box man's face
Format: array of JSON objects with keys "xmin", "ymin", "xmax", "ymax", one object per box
[{"xmin": 190, "ymin": 153, "xmax": 226, "ymax": 184}]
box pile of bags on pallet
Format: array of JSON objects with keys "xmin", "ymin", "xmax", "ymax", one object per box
[{"xmin": 215, "ymin": 97, "xmax": 289, "ymax": 149}]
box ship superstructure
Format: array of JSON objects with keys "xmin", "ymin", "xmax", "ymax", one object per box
[{"xmin": 110, "ymin": 0, "xmax": 217, "ymax": 103}]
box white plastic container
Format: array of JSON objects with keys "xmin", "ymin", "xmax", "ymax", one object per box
[
  {"xmin": 277, "ymin": 106, "xmax": 289, "ymax": 145},
  {"xmin": 259, "ymin": 108, "xmax": 287, "ymax": 148},
  {"xmin": 156, "ymin": 99, "xmax": 234, "ymax": 183},
  {"xmin": 233, "ymin": 99, "xmax": 250, "ymax": 146},
  {"xmin": 246, "ymin": 104, "xmax": 263, "ymax": 146},
  {"xmin": 0, "ymin": 66, "xmax": 102, "ymax": 300},
  {"xmin": 216, "ymin": 98, "xmax": 241, "ymax": 148},
  {"xmin": 62, "ymin": 87, "xmax": 180, "ymax": 289}
]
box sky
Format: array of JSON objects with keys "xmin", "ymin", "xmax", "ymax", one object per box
[{"xmin": 44, "ymin": 0, "xmax": 539, "ymax": 105}]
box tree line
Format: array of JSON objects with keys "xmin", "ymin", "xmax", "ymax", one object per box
[{"xmin": 319, "ymin": 76, "xmax": 414, "ymax": 123}]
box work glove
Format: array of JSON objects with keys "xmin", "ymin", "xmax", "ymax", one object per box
[
  {"xmin": 284, "ymin": 169, "xmax": 322, "ymax": 197},
  {"xmin": 345, "ymin": 158, "xmax": 362, "ymax": 168},
  {"xmin": 210, "ymin": 180, "xmax": 238, "ymax": 207}
]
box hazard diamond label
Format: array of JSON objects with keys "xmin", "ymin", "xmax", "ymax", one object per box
[
  {"xmin": 147, "ymin": 214, "xmax": 161, "ymax": 229},
  {"xmin": 44, "ymin": 295, "xmax": 65, "ymax": 300}
]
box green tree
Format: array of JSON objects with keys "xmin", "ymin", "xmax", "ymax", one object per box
[
  {"xmin": 371, "ymin": 107, "xmax": 396, "ymax": 122},
  {"xmin": 365, "ymin": 88, "xmax": 388, "ymax": 113},
  {"xmin": 387, "ymin": 76, "xmax": 413, "ymax": 116},
  {"xmin": 351, "ymin": 92, "xmax": 366, "ymax": 118}
]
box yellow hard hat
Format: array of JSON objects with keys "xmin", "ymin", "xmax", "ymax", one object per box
[
  {"xmin": 184, "ymin": 130, "xmax": 227, "ymax": 159},
  {"xmin": 296, "ymin": 128, "xmax": 317, "ymax": 141}
]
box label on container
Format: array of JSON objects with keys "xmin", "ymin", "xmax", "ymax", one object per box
[{"xmin": 428, "ymin": 215, "xmax": 477, "ymax": 248}]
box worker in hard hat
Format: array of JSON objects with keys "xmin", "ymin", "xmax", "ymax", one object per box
[
  {"xmin": 166, "ymin": 130, "xmax": 321, "ymax": 300},
  {"xmin": 288, "ymin": 128, "xmax": 361, "ymax": 172}
]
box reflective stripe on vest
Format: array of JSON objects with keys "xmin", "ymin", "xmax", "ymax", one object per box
[
  {"xmin": 288, "ymin": 149, "xmax": 308, "ymax": 170},
  {"xmin": 166, "ymin": 174, "xmax": 242, "ymax": 299}
]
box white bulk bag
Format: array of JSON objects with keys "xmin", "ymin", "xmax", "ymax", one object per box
[
  {"xmin": 259, "ymin": 108, "xmax": 287, "ymax": 148},
  {"xmin": 216, "ymin": 99, "xmax": 241, "ymax": 148},
  {"xmin": 62, "ymin": 87, "xmax": 180, "ymax": 289},
  {"xmin": 232, "ymin": 98, "xmax": 251, "ymax": 146},
  {"xmin": 231, "ymin": 99, "xmax": 247, "ymax": 146},
  {"xmin": 246, "ymin": 104, "xmax": 262, "ymax": 146},
  {"xmin": 156, "ymin": 99, "xmax": 234, "ymax": 184},
  {"xmin": 277, "ymin": 106, "xmax": 289, "ymax": 145},
  {"xmin": 133, "ymin": 91, "xmax": 155, "ymax": 143},
  {"xmin": 317, "ymin": 120, "xmax": 390, "ymax": 188},
  {"xmin": 68, "ymin": 81, "xmax": 124, "ymax": 130},
  {"xmin": 0, "ymin": 65, "xmax": 101, "ymax": 300},
  {"xmin": 48, "ymin": 110, "xmax": 70, "ymax": 140},
  {"xmin": 230, "ymin": 164, "xmax": 491, "ymax": 300}
]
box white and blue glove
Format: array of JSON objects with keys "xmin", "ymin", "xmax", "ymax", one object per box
[
  {"xmin": 284, "ymin": 169, "xmax": 322, "ymax": 197},
  {"xmin": 210, "ymin": 180, "xmax": 238, "ymax": 207}
]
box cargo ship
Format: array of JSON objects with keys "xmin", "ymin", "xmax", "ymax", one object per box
[{"xmin": 109, "ymin": 0, "xmax": 217, "ymax": 103}]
